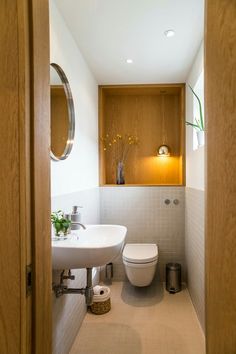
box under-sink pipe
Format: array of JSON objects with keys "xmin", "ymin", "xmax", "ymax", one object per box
[
  {"xmin": 85, "ymin": 268, "xmax": 94, "ymax": 305},
  {"xmin": 53, "ymin": 268, "xmax": 94, "ymax": 306}
]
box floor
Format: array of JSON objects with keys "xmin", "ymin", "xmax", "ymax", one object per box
[{"xmin": 70, "ymin": 281, "xmax": 205, "ymax": 354}]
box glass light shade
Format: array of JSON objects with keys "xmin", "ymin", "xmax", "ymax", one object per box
[
  {"xmin": 157, "ymin": 144, "xmax": 170, "ymax": 157},
  {"xmin": 164, "ymin": 29, "xmax": 175, "ymax": 37}
]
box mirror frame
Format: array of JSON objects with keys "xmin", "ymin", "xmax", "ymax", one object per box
[{"xmin": 50, "ymin": 63, "xmax": 75, "ymax": 161}]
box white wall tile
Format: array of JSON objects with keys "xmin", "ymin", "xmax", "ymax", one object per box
[
  {"xmin": 51, "ymin": 186, "xmax": 205, "ymax": 351},
  {"xmin": 100, "ymin": 187, "xmax": 185, "ymax": 282},
  {"xmin": 51, "ymin": 188, "xmax": 100, "ymax": 354},
  {"xmin": 185, "ymin": 187, "xmax": 205, "ymax": 332}
]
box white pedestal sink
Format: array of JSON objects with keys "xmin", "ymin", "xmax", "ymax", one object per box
[{"xmin": 52, "ymin": 224, "xmax": 127, "ymax": 270}]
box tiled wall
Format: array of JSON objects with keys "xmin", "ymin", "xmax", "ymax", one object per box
[
  {"xmin": 51, "ymin": 185, "xmax": 204, "ymax": 352},
  {"xmin": 185, "ymin": 187, "xmax": 205, "ymax": 332},
  {"xmin": 100, "ymin": 186, "xmax": 185, "ymax": 281},
  {"xmin": 51, "ymin": 188, "xmax": 100, "ymax": 354}
]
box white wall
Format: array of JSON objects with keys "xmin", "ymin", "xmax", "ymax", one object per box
[
  {"xmin": 186, "ymin": 41, "xmax": 205, "ymax": 191},
  {"xmin": 50, "ymin": 0, "xmax": 99, "ymax": 196},
  {"xmin": 50, "ymin": 2, "xmax": 100, "ymax": 353},
  {"xmin": 185, "ymin": 40, "xmax": 205, "ymax": 332}
]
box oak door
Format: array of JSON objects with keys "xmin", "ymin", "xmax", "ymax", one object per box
[{"xmin": 0, "ymin": 1, "xmax": 51, "ymax": 353}]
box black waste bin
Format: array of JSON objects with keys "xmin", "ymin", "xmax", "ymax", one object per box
[{"xmin": 166, "ymin": 263, "xmax": 181, "ymax": 293}]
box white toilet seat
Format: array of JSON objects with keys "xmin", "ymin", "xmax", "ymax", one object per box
[
  {"xmin": 123, "ymin": 258, "xmax": 157, "ymax": 268},
  {"xmin": 122, "ymin": 243, "xmax": 158, "ymax": 264}
]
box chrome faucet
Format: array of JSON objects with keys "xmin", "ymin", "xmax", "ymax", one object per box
[
  {"xmin": 65, "ymin": 213, "xmax": 86, "ymax": 231},
  {"xmin": 71, "ymin": 221, "xmax": 86, "ymax": 230}
]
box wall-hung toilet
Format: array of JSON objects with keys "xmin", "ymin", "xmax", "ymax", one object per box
[{"xmin": 122, "ymin": 243, "xmax": 158, "ymax": 287}]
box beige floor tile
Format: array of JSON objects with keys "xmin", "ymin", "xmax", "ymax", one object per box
[{"xmin": 70, "ymin": 281, "xmax": 205, "ymax": 354}]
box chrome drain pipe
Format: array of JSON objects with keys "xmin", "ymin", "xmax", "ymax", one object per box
[
  {"xmin": 53, "ymin": 268, "xmax": 94, "ymax": 305},
  {"xmin": 85, "ymin": 268, "xmax": 93, "ymax": 305}
]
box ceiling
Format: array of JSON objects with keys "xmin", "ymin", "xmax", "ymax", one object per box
[{"xmin": 54, "ymin": 0, "xmax": 204, "ymax": 84}]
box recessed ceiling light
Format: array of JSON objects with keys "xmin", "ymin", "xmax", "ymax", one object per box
[
  {"xmin": 126, "ymin": 59, "xmax": 133, "ymax": 64},
  {"xmin": 164, "ymin": 30, "xmax": 175, "ymax": 38}
]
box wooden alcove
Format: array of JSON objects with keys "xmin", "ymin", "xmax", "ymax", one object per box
[{"xmin": 99, "ymin": 84, "xmax": 185, "ymax": 186}]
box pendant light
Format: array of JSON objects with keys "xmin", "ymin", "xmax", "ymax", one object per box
[{"xmin": 157, "ymin": 94, "xmax": 170, "ymax": 157}]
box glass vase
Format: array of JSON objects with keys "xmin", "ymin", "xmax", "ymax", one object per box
[
  {"xmin": 52, "ymin": 224, "xmax": 69, "ymax": 241},
  {"xmin": 116, "ymin": 161, "xmax": 125, "ymax": 184}
]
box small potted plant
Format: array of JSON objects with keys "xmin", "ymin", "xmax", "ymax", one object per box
[
  {"xmin": 186, "ymin": 85, "xmax": 204, "ymax": 147},
  {"xmin": 51, "ymin": 210, "xmax": 71, "ymax": 239}
]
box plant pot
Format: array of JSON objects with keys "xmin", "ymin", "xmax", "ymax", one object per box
[{"xmin": 197, "ymin": 130, "xmax": 204, "ymax": 147}]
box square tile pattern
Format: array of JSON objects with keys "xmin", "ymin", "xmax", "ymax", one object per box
[
  {"xmin": 70, "ymin": 281, "xmax": 205, "ymax": 354},
  {"xmin": 100, "ymin": 187, "xmax": 185, "ymax": 281},
  {"xmin": 52, "ymin": 188, "xmax": 100, "ymax": 354},
  {"xmin": 185, "ymin": 188, "xmax": 205, "ymax": 332}
]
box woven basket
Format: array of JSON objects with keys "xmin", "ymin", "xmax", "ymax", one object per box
[{"xmin": 90, "ymin": 298, "xmax": 111, "ymax": 315}]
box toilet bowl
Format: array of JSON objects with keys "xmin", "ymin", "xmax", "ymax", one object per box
[{"xmin": 122, "ymin": 243, "xmax": 158, "ymax": 287}]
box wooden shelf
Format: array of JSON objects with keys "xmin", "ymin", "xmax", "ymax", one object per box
[{"xmin": 99, "ymin": 84, "xmax": 185, "ymax": 186}]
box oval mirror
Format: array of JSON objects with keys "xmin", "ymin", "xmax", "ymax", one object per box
[{"xmin": 50, "ymin": 63, "xmax": 75, "ymax": 161}]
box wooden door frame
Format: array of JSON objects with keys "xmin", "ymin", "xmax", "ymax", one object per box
[
  {"xmin": 205, "ymin": 0, "xmax": 236, "ymax": 353},
  {"xmin": 29, "ymin": 1, "xmax": 52, "ymax": 353},
  {"xmin": 1, "ymin": 1, "xmax": 236, "ymax": 353}
]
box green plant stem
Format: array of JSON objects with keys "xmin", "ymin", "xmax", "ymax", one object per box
[
  {"xmin": 189, "ymin": 85, "xmax": 204, "ymax": 130},
  {"xmin": 186, "ymin": 121, "xmax": 201, "ymax": 130}
]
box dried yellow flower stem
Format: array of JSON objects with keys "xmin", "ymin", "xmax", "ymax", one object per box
[{"xmin": 101, "ymin": 133, "xmax": 139, "ymax": 163}]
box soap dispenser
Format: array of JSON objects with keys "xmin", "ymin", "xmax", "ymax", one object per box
[{"xmin": 71, "ymin": 206, "xmax": 83, "ymax": 230}]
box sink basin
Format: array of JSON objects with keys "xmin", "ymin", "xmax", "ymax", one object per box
[{"xmin": 52, "ymin": 224, "xmax": 127, "ymax": 269}]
